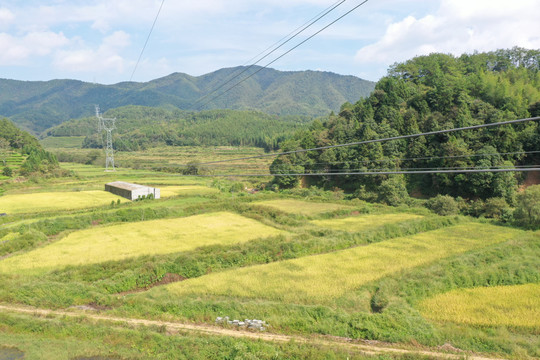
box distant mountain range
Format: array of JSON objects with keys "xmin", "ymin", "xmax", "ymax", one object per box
[{"xmin": 0, "ymin": 66, "xmax": 375, "ymax": 134}]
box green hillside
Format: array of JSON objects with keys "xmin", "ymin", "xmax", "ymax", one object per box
[
  {"xmin": 271, "ymin": 47, "xmax": 540, "ymax": 200},
  {"xmin": 44, "ymin": 106, "xmax": 312, "ymax": 151},
  {"xmin": 0, "ymin": 67, "xmax": 375, "ymax": 134}
]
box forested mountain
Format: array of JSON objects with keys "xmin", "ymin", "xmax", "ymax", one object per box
[
  {"xmin": 45, "ymin": 106, "xmax": 311, "ymax": 151},
  {"xmin": 0, "ymin": 67, "xmax": 375, "ymax": 134},
  {"xmin": 271, "ymin": 48, "xmax": 540, "ymax": 201}
]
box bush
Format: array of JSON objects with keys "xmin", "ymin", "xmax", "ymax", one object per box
[
  {"xmin": 426, "ymin": 194, "xmax": 459, "ymax": 216},
  {"xmin": 377, "ymin": 175, "xmax": 409, "ymax": 206},
  {"xmin": 483, "ymin": 197, "xmax": 510, "ymax": 220},
  {"xmin": 2, "ymin": 166, "xmax": 12, "ymax": 177},
  {"xmin": 513, "ymin": 185, "xmax": 540, "ymax": 229}
]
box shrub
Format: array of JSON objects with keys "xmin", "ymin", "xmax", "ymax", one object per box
[
  {"xmin": 426, "ymin": 194, "xmax": 459, "ymax": 216},
  {"xmin": 2, "ymin": 166, "xmax": 12, "ymax": 177},
  {"xmin": 377, "ymin": 175, "xmax": 409, "ymax": 206},
  {"xmin": 513, "ymin": 185, "xmax": 540, "ymax": 229},
  {"xmin": 483, "ymin": 197, "xmax": 510, "ymax": 220}
]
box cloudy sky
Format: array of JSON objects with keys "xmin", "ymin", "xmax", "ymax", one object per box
[{"xmin": 1, "ymin": 0, "xmax": 539, "ymax": 84}]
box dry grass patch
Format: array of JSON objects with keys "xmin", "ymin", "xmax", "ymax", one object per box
[
  {"xmin": 420, "ymin": 283, "xmax": 540, "ymax": 330},
  {"xmin": 0, "ymin": 191, "xmax": 127, "ymax": 214},
  {"xmin": 164, "ymin": 223, "xmax": 521, "ymax": 305},
  {"xmin": 0, "ymin": 212, "xmax": 284, "ymax": 274},
  {"xmin": 311, "ymin": 213, "xmax": 424, "ymax": 231},
  {"xmin": 253, "ymin": 199, "xmax": 353, "ymax": 215}
]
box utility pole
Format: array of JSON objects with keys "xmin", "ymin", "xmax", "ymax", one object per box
[{"xmin": 95, "ymin": 105, "xmax": 116, "ymax": 172}]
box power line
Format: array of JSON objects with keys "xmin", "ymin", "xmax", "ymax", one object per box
[
  {"xmin": 197, "ymin": 0, "xmax": 371, "ymax": 110},
  {"xmin": 130, "ymin": 0, "xmax": 166, "ymax": 82},
  {"xmin": 193, "ymin": 116, "xmax": 540, "ymax": 166},
  {"xmin": 194, "ymin": 150, "xmax": 540, "ymax": 169},
  {"xmin": 192, "ymin": 0, "xmax": 347, "ymax": 109},
  {"xmin": 174, "ymin": 167, "xmax": 540, "ymax": 177}
]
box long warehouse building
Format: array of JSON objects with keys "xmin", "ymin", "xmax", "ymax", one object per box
[{"xmin": 105, "ymin": 181, "xmax": 160, "ymax": 200}]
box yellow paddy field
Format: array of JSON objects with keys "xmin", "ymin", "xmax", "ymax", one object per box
[
  {"xmin": 253, "ymin": 199, "xmax": 353, "ymax": 215},
  {"xmin": 164, "ymin": 223, "xmax": 521, "ymax": 305},
  {"xmin": 0, "ymin": 212, "xmax": 284, "ymax": 274},
  {"xmin": 160, "ymin": 185, "xmax": 219, "ymax": 197},
  {"xmin": 0, "ymin": 191, "xmax": 127, "ymax": 214},
  {"xmin": 420, "ymin": 283, "xmax": 540, "ymax": 330},
  {"xmin": 311, "ymin": 213, "xmax": 424, "ymax": 231}
]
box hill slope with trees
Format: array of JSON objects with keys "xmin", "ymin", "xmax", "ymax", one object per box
[
  {"xmin": 0, "ymin": 67, "xmax": 375, "ymax": 134},
  {"xmin": 271, "ymin": 48, "xmax": 540, "ymax": 204}
]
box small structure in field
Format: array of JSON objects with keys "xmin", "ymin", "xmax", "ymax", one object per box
[{"xmin": 105, "ymin": 181, "xmax": 160, "ymax": 201}]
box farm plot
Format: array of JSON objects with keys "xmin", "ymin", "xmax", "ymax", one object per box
[
  {"xmin": 0, "ymin": 212, "xmax": 284, "ymax": 274},
  {"xmin": 253, "ymin": 199, "xmax": 353, "ymax": 215},
  {"xmin": 311, "ymin": 213, "xmax": 424, "ymax": 231},
  {"xmin": 164, "ymin": 223, "xmax": 521, "ymax": 305},
  {"xmin": 0, "ymin": 191, "xmax": 127, "ymax": 214},
  {"xmin": 160, "ymin": 185, "xmax": 219, "ymax": 197},
  {"xmin": 420, "ymin": 283, "xmax": 540, "ymax": 329}
]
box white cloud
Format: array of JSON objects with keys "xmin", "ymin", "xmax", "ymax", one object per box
[
  {"xmin": 355, "ymin": 0, "xmax": 540, "ymax": 77},
  {"xmin": 54, "ymin": 31, "xmax": 130, "ymax": 73},
  {"xmin": 0, "ymin": 8, "xmax": 15, "ymax": 29},
  {"xmin": 0, "ymin": 31, "xmax": 68, "ymax": 65}
]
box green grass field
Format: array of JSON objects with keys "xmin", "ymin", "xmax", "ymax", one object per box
[
  {"xmin": 40, "ymin": 136, "xmax": 85, "ymax": 149},
  {"xmin": 0, "ymin": 212, "xmax": 284, "ymax": 274},
  {"xmin": 0, "ymin": 190, "xmax": 127, "ymax": 214},
  {"xmin": 311, "ymin": 213, "xmax": 424, "ymax": 231},
  {"xmin": 253, "ymin": 199, "xmax": 353, "ymax": 215},
  {"xmin": 163, "ymin": 223, "xmax": 522, "ymax": 305},
  {"xmin": 420, "ymin": 283, "xmax": 540, "ymax": 329}
]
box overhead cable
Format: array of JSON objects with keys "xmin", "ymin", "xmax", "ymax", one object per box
[
  {"xmin": 194, "ymin": 116, "xmax": 540, "ymax": 166},
  {"xmin": 197, "ymin": 0, "xmax": 371, "ymax": 110},
  {"xmin": 130, "ymin": 0, "xmax": 166, "ymax": 81},
  {"xmin": 192, "ymin": 0, "xmax": 347, "ymax": 109}
]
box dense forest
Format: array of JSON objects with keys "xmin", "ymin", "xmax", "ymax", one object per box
[
  {"xmin": 46, "ymin": 107, "xmax": 312, "ymax": 151},
  {"xmin": 271, "ymin": 48, "xmax": 540, "ymax": 203},
  {"xmin": 0, "ymin": 118, "xmax": 59, "ymax": 176}
]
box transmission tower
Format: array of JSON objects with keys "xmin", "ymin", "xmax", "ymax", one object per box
[{"xmin": 95, "ymin": 105, "xmax": 116, "ymax": 172}]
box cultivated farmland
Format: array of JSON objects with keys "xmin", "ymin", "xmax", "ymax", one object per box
[
  {"xmin": 0, "ymin": 190, "xmax": 127, "ymax": 214},
  {"xmin": 163, "ymin": 223, "xmax": 522, "ymax": 305},
  {"xmin": 0, "ymin": 212, "xmax": 284, "ymax": 274},
  {"xmin": 311, "ymin": 213, "xmax": 424, "ymax": 231},
  {"xmin": 420, "ymin": 283, "xmax": 540, "ymax": 329},
  {"xmin": 253, "ymin": 199, "xmax": 353, "ymax": 215}
]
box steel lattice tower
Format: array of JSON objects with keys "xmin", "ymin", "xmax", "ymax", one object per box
[{"xmin": 95, "ymin": 105, "xmax": 116, "ymax": 172}]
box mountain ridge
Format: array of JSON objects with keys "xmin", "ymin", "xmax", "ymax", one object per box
[{"xmin": 0, "ymin": 66, "xmax": 375, "ymax": 134}]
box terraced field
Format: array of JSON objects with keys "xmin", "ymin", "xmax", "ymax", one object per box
[
  {"xmin": 253, "ymin": 199, "xmax": 353, "ymax": 215},
  {"xmin": 0, "ymin": 190, "xmax": 127, "ymax": 214},
  {"xmin": 160, "ymin": 185, "xmax": 219, "ymax": 197},
  {"xmin": 163, "ymin": 223, "xmax": 522, "ymax": 305},
  {"xmin": 311, "ymin": 213, "xmax": 424, "ymax": 231},
  {"xmin": 0, "ymin": 212, "xmax": 284, "ymax": 274},
  {"xmin": 420, "ymin": 283, "xmax": 540, "ymax": 329}
]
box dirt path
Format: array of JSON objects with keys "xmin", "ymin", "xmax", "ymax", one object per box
[{"xmin": 0, "ymin": 304, "xmax": 505, "ymax": 360}]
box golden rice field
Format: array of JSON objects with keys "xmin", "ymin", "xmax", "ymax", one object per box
[
  {"xmin": 253, "ymin": 199, "xmax": 353, "ymax": 215},
  {"xmin": 311, "ymin": 213, "xmax": 424, "ymax": 231},
  {"xmin": 164, "ymin": 223, "xmax": 521, "ymax": 305},
  {"xmin": 420, "ymin": 283, "xmax": 540, "ymax": 330},
  {"xmin": 0, "ymin": 191, "xmax": 127, "ymax": 214},
  {"xmin": 160, "ymin": 185, "xmax": 219, "ymax": 197},
  {"xmin": 0, "ymin": 212, "xmax": 284, "ymax": 274}
]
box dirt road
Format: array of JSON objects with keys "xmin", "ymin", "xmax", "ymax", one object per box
[{"xmin": 0, "ymin": 304, "xmax": 505, "ymax": 360}]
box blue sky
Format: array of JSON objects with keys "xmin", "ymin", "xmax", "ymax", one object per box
[{"xmin": 1, "ymin": 0, "xmax": 539, "ymax": 84}]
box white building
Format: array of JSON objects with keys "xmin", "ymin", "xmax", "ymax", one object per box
[{"xmin": 105, "ymin": 181, "xmax": 160, "ymax": 200}]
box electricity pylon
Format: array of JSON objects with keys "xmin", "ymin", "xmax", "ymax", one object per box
[{"xmin": 95, "ymin": 105, "xmax": 116, "ymax": 172}]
